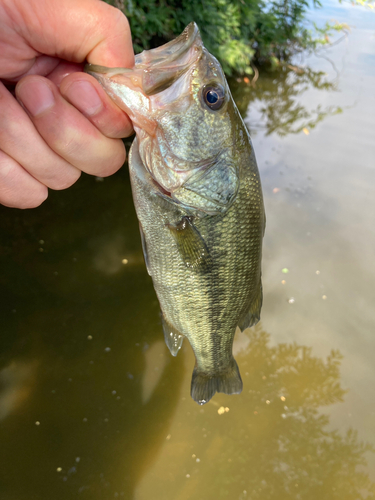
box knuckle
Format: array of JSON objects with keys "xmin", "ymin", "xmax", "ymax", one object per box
[{"xmin": 112, "ymin": 7, "xmax": 131, "ymax": 32}]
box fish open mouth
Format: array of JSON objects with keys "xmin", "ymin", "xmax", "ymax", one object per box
[{"xmin": 85, "ymin": 22, "xmax": 202, "ymax": 96}]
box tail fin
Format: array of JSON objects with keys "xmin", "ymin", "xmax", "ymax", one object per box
[{"xmin": 190, "ymin": 358, "xmax": 243, "ymax": 405}]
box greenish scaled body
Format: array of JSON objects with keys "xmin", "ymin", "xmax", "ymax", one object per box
[{"xmin": 86, "ymin": 23, "xmax": 265, "ymax": 404}]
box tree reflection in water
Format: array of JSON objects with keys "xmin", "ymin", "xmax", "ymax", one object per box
[
  {"xmin": 152, "ymin": 327, "xmax": 375, "ymax": 500},
  {"xmin": 230, "ymin": 64, "xmax": 343, "ymax": 137},
  {"xmin": 0, "ymin": 56, "xmax": 373, "ymax": 500}
]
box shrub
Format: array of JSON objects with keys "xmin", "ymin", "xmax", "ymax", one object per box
[{"xmin": 107, "ymin": 0, "xmax": 347, "ymax": 75}]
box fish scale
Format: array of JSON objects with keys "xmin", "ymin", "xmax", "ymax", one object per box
[{"xmin": 86, "ymin": 22, "xmax": 265, "ymax": 404}]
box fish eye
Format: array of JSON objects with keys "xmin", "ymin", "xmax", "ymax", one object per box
[{"xmin": 202, "ymin": 84, "xmax": 225, "ymax": 110}]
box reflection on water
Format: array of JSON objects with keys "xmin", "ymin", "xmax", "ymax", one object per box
[
  {"xmin": 0, "ymin": 171, "xmax": 186, "ymax": 499},
  {"xmin": 0, "ymin": 361, "xmax": 37, "ymax": 421},
  {"xmin": 0, "ymin": 172, "xmax": 374, "ymax": 500},
  {"xmin": 137, "ymin": 326, "xmax": 375, "ymax": 500},
  {"xmin": 1, "ymin": 2, "xmax": 375, "ymax": 498},
  {"xmin": 230, "ymin": 65, "xmax": 343, "ymax": 137}
]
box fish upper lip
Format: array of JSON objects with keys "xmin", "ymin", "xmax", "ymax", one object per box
[{"xmin": 85, "ymin": 23, "xmax": 203, "ymax": 97}]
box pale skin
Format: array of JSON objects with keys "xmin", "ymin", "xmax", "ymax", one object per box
[{"xmin": 0, "ymin": 0, "xmax": 134, "ymax": 209}]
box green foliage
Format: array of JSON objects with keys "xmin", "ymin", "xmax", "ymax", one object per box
[{"xmin": 107, "ymin": 0, "xmax": 347, "ymax": 75}]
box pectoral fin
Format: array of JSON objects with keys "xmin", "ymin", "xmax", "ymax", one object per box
[
  {"xmin": 166, "ymin": 216, "xmax": 212, "ymax": 271},
  {"xmin": 238, "ymin": 282, "xmax": 263, "ymax": 331},
  {"xmin": 161, "ymin": 314, "xmax": 184, "ymax": 356}
]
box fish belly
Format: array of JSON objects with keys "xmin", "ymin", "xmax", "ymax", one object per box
[{"xmin": 129, "ymin": 139, "xmax": 264, "ymax": 404}]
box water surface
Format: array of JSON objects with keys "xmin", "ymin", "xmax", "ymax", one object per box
[{"xmin": 0, "ymin": 2, "xmax": 374, "ymax": 499}]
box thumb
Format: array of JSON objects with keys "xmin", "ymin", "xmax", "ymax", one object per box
[{"xmin": 11, "ymin": 0, "xmax": 134, "ymax": 68}]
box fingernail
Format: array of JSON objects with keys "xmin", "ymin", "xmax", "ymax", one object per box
[
  {"xmin": 64, "ymin": 80, "xmax": 103, "ymax": 116},
  {"xmin": 17, "ymin": 79, "xmax": 55, "ymax": 116}
]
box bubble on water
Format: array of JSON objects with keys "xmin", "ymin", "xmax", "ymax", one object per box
[
  {"xmin": 281, "ymin": 414, "xmax": 287, "ymax": 419},
  {"xmin": 75, "ymin": 457, "xmax": 80, "ymax": 463},
  {"xmin": 186, "ymin": 474, "xmax": 190, "ymax": 478},
  {"xmin": 57, "ymin": 467, "xmax": 62, "ymax": 472},
  {"xmin": 105, "ymin": 347, "xmax": 111, "ymax": 352},
  {"xmin": 280, "ymin": 396, "xmax": 286, "ymax": 401},
  {"xmin": 35, "ymin": 421, "xmax": 40, "ymax": 426},
  {"xmin": 266, "ymin": 400, "xmax": 270, "ymax": 405},
  {"xmin": 288, "ymin": 297, "xmax": 295, "ymax": 304},
  {"xmin": 122, "ymin": 259, "xmax": 128, "ymax": 264},
  {"xmin": 322, "ymin": 295, "xmax": 327, "ymax": 300},
  {"xmin": 87, "ymin": 335, "xmax": 93, "ymax": 340},
  {"xmin": 316, "ymin": 270, "xmax": 320, "ymax": 275}
]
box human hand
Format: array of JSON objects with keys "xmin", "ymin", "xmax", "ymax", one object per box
[{"xmin": 0, "ymin": 0, "xmax": 134, "ymax": 209}]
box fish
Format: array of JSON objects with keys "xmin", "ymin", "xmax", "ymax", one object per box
[{"xmin": 85, "ymin": 22, "xmax": 265, "ymax": 405}]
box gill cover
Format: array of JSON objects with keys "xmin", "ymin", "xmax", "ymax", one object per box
[{"xmin": 86, "ymin": 22, "xmax": 239, "ymax": 215}]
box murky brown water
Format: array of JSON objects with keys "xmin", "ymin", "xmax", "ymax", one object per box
[{"xmin": 1, "ymin": 3, "xmax": 375, "ymax": 499}]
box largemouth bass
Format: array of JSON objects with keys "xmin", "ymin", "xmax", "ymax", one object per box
[{"xmin": 86, "ymin": 23, "xmax": 265, "ymax": 405}]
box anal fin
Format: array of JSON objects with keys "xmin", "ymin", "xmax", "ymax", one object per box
[
  {"xmin": 238, "ymin": 282, "xmax": 263, "ymax": 331},
  {"xmin": 161, "ymin": 314, "xmax": 184, "ymax": 356}
]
